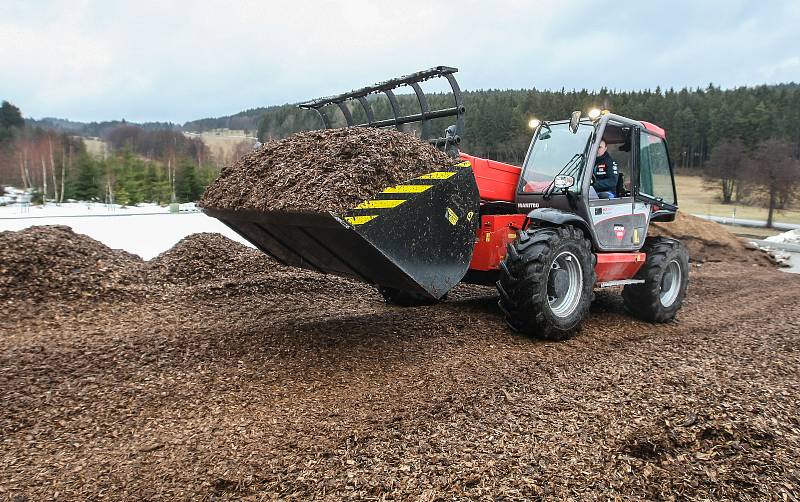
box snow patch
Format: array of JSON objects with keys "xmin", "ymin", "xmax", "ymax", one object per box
[
  {"xmin": 0, "ymin": 201, "xmax": 250, "ymax": 260},
  {"xmin": 765, "ymin": 229, "xmax": 800, "ymax": 245}
]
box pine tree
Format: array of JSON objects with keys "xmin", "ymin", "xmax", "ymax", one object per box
[
  {"xmin": 176, "ymin": 161, "xmax": 202, "ymax": 202},
  {"xmin": 71, "ymin": 154, "xmax": 101, "ymax": 201}
]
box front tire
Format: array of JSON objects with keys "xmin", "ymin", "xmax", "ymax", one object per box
[
  {"xmin": 497, "ymin": 226, "xmax": 595, "ymax": 340},
  {"xmin": 622, "ymin": 237, "xmax": 689, "ymax": 322}
]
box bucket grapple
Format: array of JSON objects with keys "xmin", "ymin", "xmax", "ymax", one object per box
[
  {"xmin": 204, "ymin": 66, "xmax": 478, "ymax": 300},
  {"xmin": 204, "ymin": 165, "xmax": 480, "ymax": 300}
]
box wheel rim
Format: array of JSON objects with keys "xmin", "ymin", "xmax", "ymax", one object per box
[
  {"xmin": 659, "ymin": 260, "xmax": 682, "ymax": 307},
  {"xmin": 547, "ymin": 251, "xmax": 583, "ymax": 318}
]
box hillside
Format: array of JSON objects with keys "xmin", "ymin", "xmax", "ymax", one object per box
[{"xmin": 26, "ymin": 117, "xmax": 178, "ymax": 137}]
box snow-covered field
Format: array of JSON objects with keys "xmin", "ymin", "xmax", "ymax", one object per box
[{"xmin": 0, "ymin": 202, "xmax": 251, "ymax": 260}]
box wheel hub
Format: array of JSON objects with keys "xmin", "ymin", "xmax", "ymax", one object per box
[
  {"xmin": 547, "ymin": 251, "xmax": 583, "ymax": 318},
  {"xmin": 548, "ymin": 268, "xmax": 569, "ymax": 299}
]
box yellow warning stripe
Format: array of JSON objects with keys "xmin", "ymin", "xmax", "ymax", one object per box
[
  {"xmin": 381, "ymin": 184, "xmax": 432, "ymax": 194},
  {"xmin": 455, "ymin": 161, "xmax": 471, "ymax": 168},
  {"xmin": 344, "ymin": 215, "xmax": 378, "ymax": 225},
  {"xmin": 417, "ymin": 171, "xmax": 456, "ymax": 180},
  {"xmin": 345, "ymin": 170, "xmax": 458, "ymax": 223},
  {"xmin": 354, "ymin": 199, "xmax": 406, "ymax": 209}
]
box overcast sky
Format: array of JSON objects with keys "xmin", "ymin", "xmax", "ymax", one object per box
[{"xmin": 1, "ymin": 1, "xmax": 798, "ymax": 123}]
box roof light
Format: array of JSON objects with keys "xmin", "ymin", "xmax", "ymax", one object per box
[
  {"xmin": 588, "ymin": 108, "xmax": 602, "ymax": 120},
  {"xmin": 528, "ymin": 118, "xmax": 541, "ymax": 130}
]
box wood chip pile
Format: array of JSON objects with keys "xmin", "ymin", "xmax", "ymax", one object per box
[
  {"xmin": 146, "ymin": 232, "xmax": 276, "ymax": 285},
  {"xmin": 144, "ymin": 232, "xmax": 374, "ymax": 301},
  {"xmin": 651, "ymin": 212, "xmax": 772, "ymax": 265},
  {"xmin": 0, "ymin": 225, "xmax": 143, "ymax": 301},
  {"xmin": 199, "ymin": 127, "xmax": 454, "ymax": 213}
]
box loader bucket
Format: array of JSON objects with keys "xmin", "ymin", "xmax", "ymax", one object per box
[{"xmin": 201, "ymin": 166, "xmax": 480, "ymax": 300}]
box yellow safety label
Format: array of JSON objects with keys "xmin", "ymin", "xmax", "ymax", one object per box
[
  {"xmin": 633, "ymin": 228, "xmax": 639, "ymax": 244},
  {"xmin": 507, "ymin": 233, "xmax": 517, "ymax": 240},
  {"xmin": 446, "ymin": 207, "xmax": 459, "ymax": 225},
  {"xmin": 485, "ymin": 232, "xmax": 491, "ymax": 242},
  {"xmin": 381, "ymin": 184, "xmax": 432, "ymax": 194},
  {"xmin": 354, "ymin": 199, "xmax": 406, "ymax": 209},
  {"xmin": 455, "ymin": 161, "xmax": 471, "ymax": 168},
  {"xmin": 344, "ymin": 215, "xmax": 378, "ymax": 225},
  {"xmin": 466, "ymin": 211, "xmax": 475, "ymax": 222},
  {"xmin": 417, "ymin": 171, "xmax": 456, "ymax": 180}
]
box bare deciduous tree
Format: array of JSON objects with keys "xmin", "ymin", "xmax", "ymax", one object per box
[
  {"xmin": 49, "ymin": 139, "xmax": 57, "ymax": 203},
  {"xmin": 40, "ymin": 155, "xmax": 47, "ymax": 205},
  {"xmin": 744, "ymin": 139, "xmax": 800, "ymax": 228},
  {"xmin": 704, "ymin": 139, "xmax": 746, "ymax": 204}
]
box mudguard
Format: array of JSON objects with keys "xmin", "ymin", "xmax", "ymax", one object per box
[{"xmin": 527, "ymin": 207, "xmax": 591, "ymax": 235}]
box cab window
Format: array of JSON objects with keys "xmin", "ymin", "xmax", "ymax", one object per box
[
  {"xmin": 600, "ymin": 122, "xmax": 633, "ymax": 197},
  {"xmin": 519, "ymin": 122, "xmax": 593, "ymax": 194},
  {"xmin": 638, "ymin": 131, "xmax": 675, "ymax": 205}
]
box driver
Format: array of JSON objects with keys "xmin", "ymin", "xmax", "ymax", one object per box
[{"xmin": 592, "ymin": 139, "xmax": 619, "ymax": 198}]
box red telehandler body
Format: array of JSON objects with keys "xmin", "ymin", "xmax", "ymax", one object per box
[{"xmin": 203, "ymin": 67, "xmax": 689, "ymax": 339}]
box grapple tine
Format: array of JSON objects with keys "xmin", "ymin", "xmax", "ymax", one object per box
[
  {"xmin": 336, "ymin": 102, "xmax": 354, "ymax": 126},
  {"xmin": 443, "ymin": 72, "xmax": 466, "ymax": 140},
  {"xmin": 409, "ymin": 82, "xmax": 431, "ymax": 140},
  {"xmin": 384, "ymin": 89, "xmax": 402, "ymax": 132},
  {"xmin": 315, "ymin": 108, "xmax": 331, "ymax": 129},
  {"xmin": 356, "ymin": 96, "xmax": 375, "ymax": 125}
]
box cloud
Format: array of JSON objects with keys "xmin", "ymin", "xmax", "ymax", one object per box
[{"xmin": 0, "ymin": 0, "xmax": 797, "ymax": 122}]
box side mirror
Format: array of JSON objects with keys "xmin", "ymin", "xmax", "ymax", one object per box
[
  {"xmin": 569, "ymin": 111, "xmax": 581, "ymax": 133},
  {"xmin": 554, "ymin": 175, "xmax": 575, "ymax": 189}
]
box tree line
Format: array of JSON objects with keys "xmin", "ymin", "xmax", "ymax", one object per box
[
  {"xmin": 26, "ymin": 116, "xmax": 179, "ymax": 138},
  {"xmin": 253, "ymin": 83, "xmax": 800, "ymax": 166},
  {"xmin": 3, "ymin": 82, "xmax": 799, "ymax": 216},
  {"xmin": 252, "ymin": 83, "xmax": 800, "ymax": 225}
]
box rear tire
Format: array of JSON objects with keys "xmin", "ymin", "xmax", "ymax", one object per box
[
  {"xmin": 497, "ymin": 226, "xmax": 595, "ymax": 340},
  {"xmin": 378, "ymin": 286, "xmax": 442, "ymax": 307},
  {"xmin": 622, "ymin": 237, "xmax": 689, "ymax": 322}
]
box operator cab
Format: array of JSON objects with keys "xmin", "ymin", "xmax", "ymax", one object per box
[
  {"xmin": 516, "ymin": 112, "xmax": 678, "ymax": 252},
  {"xmin": 590, "ymin": 121, "xmax": 632, "ymax": 198}
]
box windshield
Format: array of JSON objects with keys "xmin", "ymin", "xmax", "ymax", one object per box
[{"xmin": 520, "ymin": 122, "xmax": 594, "ymax": 193}]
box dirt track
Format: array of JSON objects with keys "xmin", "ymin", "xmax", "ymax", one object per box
[{"xmin": 2, "ymin": 232, "xmax": 799, "ymax": 499}]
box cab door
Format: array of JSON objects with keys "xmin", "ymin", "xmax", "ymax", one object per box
[
  {"xmin": 632, "ymin": 128, "xmax": 678, "ymax": 245},
  {"xmin": 587, "ymin": 122, "xmax": 643, "ymax": 251}
]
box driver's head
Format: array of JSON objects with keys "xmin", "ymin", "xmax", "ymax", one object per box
[{"xmin": 598, "ymin": 139, "xmax": 608, "ymax": 156}]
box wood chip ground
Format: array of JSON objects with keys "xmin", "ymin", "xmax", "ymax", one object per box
[{"xmin": 1, "ymin": 224, "xmax": 798, "ymax": 500}]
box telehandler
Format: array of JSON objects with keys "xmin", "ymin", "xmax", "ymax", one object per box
[{"xmin": 202, "ymin": 66, "xmax": 689, "ymax": 340}]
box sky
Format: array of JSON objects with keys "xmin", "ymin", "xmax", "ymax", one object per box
[{"xmin": 1, "ymin": 0, "xmax": 799, "ymax": 124}]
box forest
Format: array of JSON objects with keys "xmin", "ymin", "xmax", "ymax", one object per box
[
  {"xmin": 1, "ymin": 82, "xmax": 798, "ymax": 221},
  {"xmin": 252, "ymin": 84, "xmax": 800, "ymax": 166},
  {"xmin": 1, "ymin": 102, "xmax": 216, "ymax": 204}
]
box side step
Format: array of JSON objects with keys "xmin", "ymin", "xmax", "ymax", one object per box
[
  {"xmin": 595, "ymin": 252, "xmax": 647, "ymax": 284},
  {"xmin": 597, "ymin": 279, "xmax": 645, "ymax": 288}
]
